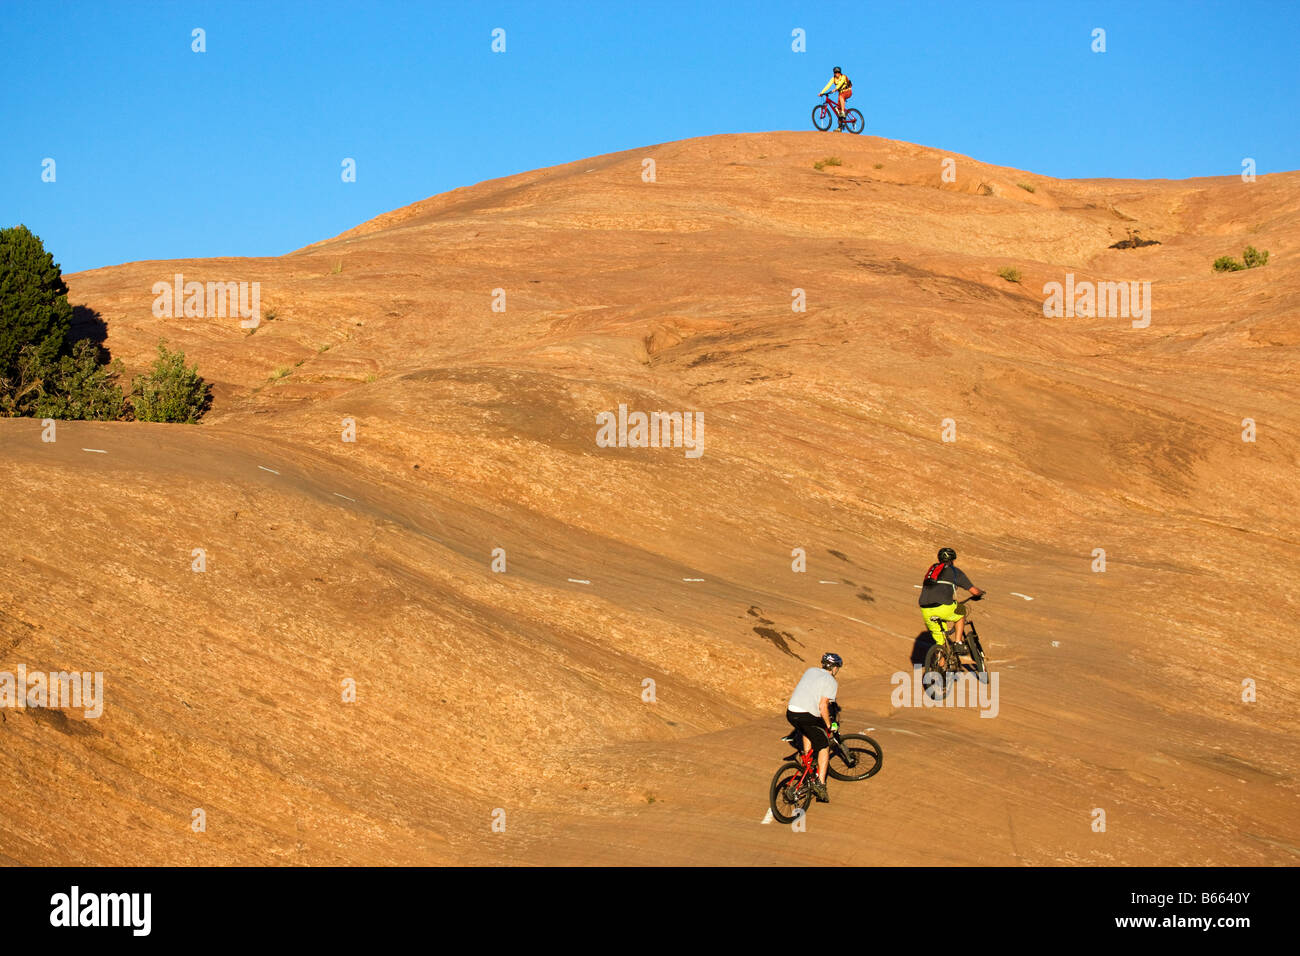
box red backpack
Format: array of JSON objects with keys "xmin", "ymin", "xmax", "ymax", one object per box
[{"xmin": 922, "ymin": 562, "xmax": 947, "ymax": 586}]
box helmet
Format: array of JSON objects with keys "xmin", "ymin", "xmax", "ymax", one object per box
[
  {"xmin": 833, "ymin": 66, "xmax": 842, "ymax": 73},
  {"xmin": 821, "ymin": 652, "xmax": 843, "ymax": 669},
  {"xmin": 938, "ymin": 547, "xmax": 957, "ymax": 563}
]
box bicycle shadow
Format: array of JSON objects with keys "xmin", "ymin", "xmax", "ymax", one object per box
[
  {"xmin": 910, "ymin": 631, "xmax": 934, "ymax": 667},
  {"xmin": 911, "ymin": 631, "xmax": 984, "ymax": 701}
]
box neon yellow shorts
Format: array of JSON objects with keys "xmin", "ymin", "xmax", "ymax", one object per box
[{"xmin": 922, "ymin": 602, "xmax": 967, "ymax": 644}]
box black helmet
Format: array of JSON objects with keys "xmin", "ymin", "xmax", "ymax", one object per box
[
  {"xmin": 833, "ymin": 66, "xmax": 842, "ymax": 73},
  {"xmin": 821, "ymin": 652, "xmax": 843, "ymax": 669},
  {"xmin": 938, "ymin": 547, "xmax": 956, "ymax": 563}
]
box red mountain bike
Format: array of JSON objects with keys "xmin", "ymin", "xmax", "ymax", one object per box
[
  {"xmin": 812, "ymin": 92, "xmax": 864, "ymax": 134},
  {"xmin": 768, "ymin": 714, "xmax": 882, "ymax": 824}
]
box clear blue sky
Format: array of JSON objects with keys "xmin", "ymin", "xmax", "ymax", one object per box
[{"xmin": 3, "ymin": 0, "xmax": 1297, "ymax": 273}]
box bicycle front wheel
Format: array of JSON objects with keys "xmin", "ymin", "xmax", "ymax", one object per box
[
  {"xmin": 811, "ymin": 104, "xmax": 833, "ymax": 131},
  {"xmin": 769, "ymin": 762, "xmax": 813, "ymax": 824},
  {"xmin": 844, "ymin": 109, "xmax": 865, "ymax": 134},
  {"xmin": 828, "ymin": 733, "xmax": 883, "ymax": 781},
  {"xmin": 968, "ymin": 630, "xmax": 989, "ymax": 676}
]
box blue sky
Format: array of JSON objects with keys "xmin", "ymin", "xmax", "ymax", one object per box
[{"xmin": 3, "ymin": 0, "xmax": 1297, "ymax": 273}]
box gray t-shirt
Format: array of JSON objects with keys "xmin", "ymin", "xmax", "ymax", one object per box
[
  {"xmin": 919, "ymin": 562, "xmax": 973, "ymax": 607},
  {"xmin": 787, "ymin": 667, "xmax": 838, "ymax": 714}
]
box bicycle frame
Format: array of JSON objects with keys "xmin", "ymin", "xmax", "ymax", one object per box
[
  {"xmin": 819, "ymin": 91, "xmax": 849, "ymax": 115},
  {"xmin": 791, "ymin": 731, "xmax": 844, "ymax": 773}
]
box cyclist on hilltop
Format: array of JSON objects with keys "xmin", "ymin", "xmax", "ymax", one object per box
[
  {"xmin": 919, "ymin": 548, "xmax": 985, "ymax": 658},
  {"xmin": 783, "ymin": 652, "xmax": 842, "ymax": 803},
  {"xmin": 819, "ymin": 66, "xmax": 853, "ymax": 128}
]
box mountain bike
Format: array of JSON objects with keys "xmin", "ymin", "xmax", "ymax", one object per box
[
  {"xmin": 811, "ymin": 92, "xmax": 864, "ymax": 134},
  {"xmin": 923, "ymin": 595, "xmax": 989, "ymax": 684},
  {"xmin": 768, "ymin": 714, "xmax": 882, "ymax": 824}
]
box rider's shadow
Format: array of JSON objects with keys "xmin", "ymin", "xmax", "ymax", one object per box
[
  {"xmin": 910, "ymin": 632, "xmax": 936, "ymax": 667},
  {"xmin": 911, "ymin": 631, "xmax": 957, "ymax": 701}
]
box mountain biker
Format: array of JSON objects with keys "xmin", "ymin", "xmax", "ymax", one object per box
[
  {"xmin": 819, "ymin": 67, "xmax": 852, "ymax": 127},
  {"xmin": 919, "ymin": 547, "xmax": 985, "ymax": 658},
  {"xmin": 784, "ymin": 652, "xmax": 842, "ymax": 802}
]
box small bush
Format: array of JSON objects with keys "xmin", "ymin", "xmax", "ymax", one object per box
[
  {"xmin": 270, "ymin": 367, "xmax": 290, "ymax": 380},
  {"xmin": 873, "ymin": 163, "xmax": 884, "ymax": 170},
  {"xmin": 330, "ymin": 261, "xmax": 343, "ymax": 275},
  {"xmin": 1242, "ymin": 245, "xmax": 1269, "ymax": 269},
  {"xmin": 813, "ymin": 156, "xmax": 842, "ymax": 171},
  {"xmin": 33, "ymin": 340, "xmax": 126, "ymax": 420},
  {"xmin": 1214, "ymin": 247, "xmax": 1270, "ymax": 272},
  {"xmin": 2, "ymin": 340, "xmax": 125, "ymax": 420},
  {"xmin": 1017, "ymin": 182, "xmax": 1036, "ymax": 193},
  {"xmin": 997, "ymin": 266, "xmax": 1022, "ymax": 283},
  {"xmin": 131, "ymin": 341, "xmax": 211, "ymax": 423},
  {"xmin": 0, "ymin": 349, "xmax": 41, "ymax": 416}
]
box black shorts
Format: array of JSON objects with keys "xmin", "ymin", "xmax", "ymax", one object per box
[{"xmin": 786, "ymin": 709, "xmax": 830, "ymax": 755}]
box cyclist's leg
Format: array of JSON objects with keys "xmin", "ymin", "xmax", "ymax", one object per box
[
  {"xmin": 924, "ymin": 603, "xmax": 959, "ymax": 644},
  {"xmin": 951, "ymin": 601, "xmax": 969, "ymax": 642},
  {"xmin": 786, "ymin": 709, "xmax": 813, "ymax": 759},
  {"xmin": 793, "ymin": 712, "xmax": 828, "ymax": 782},
  {"xmin": 809, "ymin": 723, "xmax": 831, "ymax": 795}
]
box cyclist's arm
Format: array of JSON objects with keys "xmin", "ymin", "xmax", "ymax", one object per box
[
  {"xmin": 950, "ymin": 566, "xmax": 980, "ymax": 599},
  {"xmin": 819, "ymin": 79, "xmax": 834, "ymax": 95},
  {"xmin": 819, "ymin": 696, "xmax": 834, "ymax": 730}
]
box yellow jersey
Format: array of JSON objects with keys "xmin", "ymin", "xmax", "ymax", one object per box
[{"xmin": 820, "ymin": 73, "xmax": 851, "ymax": 95}]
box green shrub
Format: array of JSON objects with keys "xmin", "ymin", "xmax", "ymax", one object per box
[
  {"xmin": 0, "ymin": 345, "xmax": 45, "ymax": 416},
  {"xmin": 0, "ymin": 225, "xmax": 72, "ymax": 382},
  {"xmin": 29, "ymin": 339, "xmax": 126, "ymax": 420},
  {"xmin": 997, "ymin": 266, "xmax": 1022, "ymax": 283},
  {"xmin": 1215, "ymin": 247, "xmax": 1270, "ymax": 272},
  {"xmin": 1242, "ymin": 245, "xmax": 1269, "ymax": 269},
  {"xmin": 813, "ymin": 156, "xmax": 842, "ymax": 171},
  {"xmin": 130, "ymin": 341, "xmax": 211, "ymax": 423},
  {"xmin": 1017, "ymin": 182, "xmax": 1036, "ymax": 193}
]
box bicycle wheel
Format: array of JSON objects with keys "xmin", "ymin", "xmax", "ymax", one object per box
[
  {"xmin": 811, "ymin": 104, "xmax": 833, "ymax": 131},
  {"xmin": 844, "ymin": 109, "xmax": 865, "ymax": 134},
  {"xmin": 967, "ymin": 629, "xmax": 990, "ymax": 681},
  {"xmin": 923, "ymin": 644, "xmax": 955, "ymax": 699},
  {"xmin": 769, "ymin": 762, "xmax": 813, "ymax": 824},
  {"xmin": 827, "ymin": 733, "xmax": 883, "ymax": 781}
]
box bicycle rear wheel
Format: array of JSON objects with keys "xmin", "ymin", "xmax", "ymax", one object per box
[
  {"xmin": 844, "ymin": 109, "xmax": 864, "ymax": 134},
  {"xmin": 769, "ymin": 762, "xmax": 813, "ymax": 824},
  {"xmin": 827, "ymin": 733, "xmax": 883, "ymax": 781},
  {"xmin": 811, "ymin": 104, "xmax": 833, "ymax": 131},
  {"xmin": 923, "ymin": 643, "xmax": 956, "ymax": 699}
]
